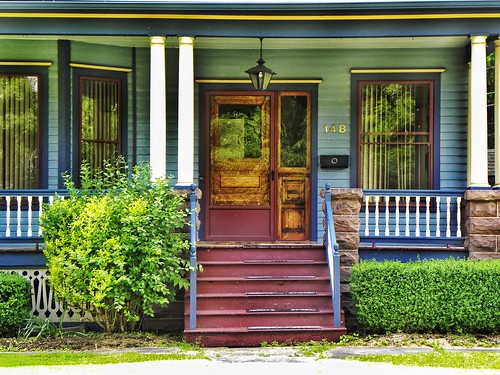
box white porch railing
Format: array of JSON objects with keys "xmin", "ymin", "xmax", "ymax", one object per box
[
  {"xmin": 0, "ymin": 190, "xmax": 66, "ymax": 241},
  {"xmin": 362, "ymin": 189, "xmax": 465, "ymax": 246}
]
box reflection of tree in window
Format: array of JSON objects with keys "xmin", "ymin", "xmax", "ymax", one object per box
[
  {"xmin": 0, "ymin": 75, "xmax": 39, "ymax": 189},
  {"xmin": 280, "ymin": 95, "xmax": 308, "ymax": 168},
  {"xmin": 80, "ymin": 78, "xmax": 120, "ymax": 176},
  {"xmin": 218, "ymin": 105, "xmax": 262, "ymax": 159},
  {"xmin": 360, "ymin": 82, "xmax": 431, "ymax": 190}
]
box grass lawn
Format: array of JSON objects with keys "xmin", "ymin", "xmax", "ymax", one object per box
[
  {"xmin": 347, "ymin": 351, "xmax": 500, "ymax": 370},
  {"xmin": 0, "ymin": 351, "xmax": 207, "ymax": 367},
  {"xmin": 0, "ymin": 333, "xmax": 498, "ymax": 369}
]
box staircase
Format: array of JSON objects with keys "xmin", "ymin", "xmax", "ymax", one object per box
[{"xmin": 184, "ymin": 242, "xmax": 346, "ymax": 347}]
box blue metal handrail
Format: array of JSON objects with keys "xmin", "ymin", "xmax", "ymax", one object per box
[
  {"xmin": 189, "ymin": 184, "xmax": 197, "ymax": 330},
  {"xmin": 323, "ymin": 183, "xmax": 342, "ymax": 328}
]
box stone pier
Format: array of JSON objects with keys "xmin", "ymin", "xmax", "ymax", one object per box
[
  {"xmin": 321, "ymin": 187, "xmax": 363, "ymax": 331},
  {"xmin": 464, "ymin": 189, "xmax": 500, "ymax": 260}
]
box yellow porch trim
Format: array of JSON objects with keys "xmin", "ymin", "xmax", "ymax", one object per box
[
  {"xmin": 196, "ymin": 79, "xmax": 323, "ymax": 84},
  {"xmin": 1, "ymin": 12, "xmax": 500, "ymax": 22},
  {"xmin": 351, "ymin": 68, "xmax": 446, "ymax": 74},
  {"xmin": 69, "ymin": 63, "xmax": 132, "ymax": 73},
  {"xmin": 0, "ymin": 61, "xmax": 52, "ymax": 66}
]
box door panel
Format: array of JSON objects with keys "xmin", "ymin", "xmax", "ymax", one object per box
[
  {"xmin": 277, "ymin": 93, "xmax": 311, "ymax": 240},
  {"xmin": 206, "ymin": 94, "xmax": 274, "ymax": 240}
]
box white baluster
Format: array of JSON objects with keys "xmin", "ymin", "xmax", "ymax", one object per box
[
  {"xmin": 27, "ymin": 196, "xmax": 33, "ymax": 237},
  {"xmin": 395, "ymin": 196, "xmax": 400, "ymax": 236},
  {"xmin": 405, "ymin": 196, "xmax": 410, "ymax": 236},
  {"xmin": 16, "ymin": 196, "xmax": 22, "ymax": 237},
  {"xmin": 364, "ymin": 196, "xmax": 370, "ymax": 236},
  {"xmin": 436, "ymin": 196, "xmax": 441, "ymax": 237},
  {"xmin": 6, "ymin": 196, "xmax": 11, "ymax": 237},
  {"xmin": 456, "ymin": 197, "xmax": 462, "ymax": 237},
  {"xmin": 38, "ymin": 196, "xmax": 44, "ymax": 236},
  {"xmin": 385, "ymin": 196, "xmax": 390, "ymax": 236},
  {"xmin": 446, "ymin": 196, "xmax": 451, "ymax": 237},
  {"xmin": 415, "ymin": 196, "xmax": 420, "ymax": 237},
  {"xmin": 425, "ymin": 196, "xmax": 431, "ymax": 237},
  {"xmin": 49, "ymin": 196, "xmax": 54, "ymax": 205},
  {"xmin": 374, "ymin": 195, "xmax": 380, "ymax": 236}
]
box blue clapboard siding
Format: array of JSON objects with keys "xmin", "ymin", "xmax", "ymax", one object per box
[
  {"xmin": 194, "ymin": 45, "xmax": 468, "ymax": 242},
  {"xmin": 0, "ymin": 38, "xmax": 469, "ymax": 245}
]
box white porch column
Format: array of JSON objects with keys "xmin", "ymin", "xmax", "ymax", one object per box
[
  {"xmin": 495, "ymin": 39, "xmax": 500, "ymax": 188},
  {"xmin": 176, "ymin": 36, "xmax": 195, "ymax": 187},
  {"xmin": 467, "ymin": 62, "xmax": 472, "ymax": 187},
  {"xmin": 468, "ymin": 35, "xmax": 490, "ymax": 188},
  {"xmin": 149, "ymin": 36, "xmax": 167, "ymax": 179}
]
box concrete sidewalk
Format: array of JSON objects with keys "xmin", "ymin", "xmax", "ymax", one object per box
[{"xmin": 2, "ymin": 346, "xmax": 499, "ymax": 375}]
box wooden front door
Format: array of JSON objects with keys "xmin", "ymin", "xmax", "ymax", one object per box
[{"xmin": 204, "ymin": 91, "xmax": 310, "ymax": 241}]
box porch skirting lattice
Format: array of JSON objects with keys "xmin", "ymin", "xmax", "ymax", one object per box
[{"xmin": 3, "ymin": 268, "xmax": 88, "ymax": 323}]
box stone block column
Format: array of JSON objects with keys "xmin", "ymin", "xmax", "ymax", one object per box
[
  {"xmin": 320, "ymin": 187, "xmax": 362, "ymax": 330},
  {"xmin": 464, "ymin": 190, "xmax": 500, "ymax": 260}
]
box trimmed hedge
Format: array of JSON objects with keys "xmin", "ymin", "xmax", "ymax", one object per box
[
  {"xmin": 0, "ymin": 272, "xmax": 32, "ymax": 337},
  {"xmin": 350, "ymin": 258, "xmax": 500, "ymax": 334}
]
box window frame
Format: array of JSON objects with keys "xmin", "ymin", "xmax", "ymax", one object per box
[
  {"xmin": 0, "ymin": 66, "xmax": 49, "ymax": 189},
  {"xmin": 72, "ymin": 68, "xmax": 128, "ymax": 180},
  {"xmin": 350, "ymin": 73, "xmax": 441, "ymax": 190}
]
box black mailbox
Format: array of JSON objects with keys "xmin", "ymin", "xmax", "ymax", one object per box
[{"xmin": 320, "ymin": 155, "xmax": 349, "ymax": 168}]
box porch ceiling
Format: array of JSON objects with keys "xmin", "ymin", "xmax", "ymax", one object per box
[{"xmin": 0, "ymin": 35, "xmax": 470, "ymax": 49}]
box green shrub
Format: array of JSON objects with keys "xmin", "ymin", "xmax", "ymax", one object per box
[
  {"xmin": 350, "ymin": 258, "xmax": 500, "ymax": 334},
  {"xmin": 0, "ymin": 272, "xmax": 32, "ymax": 337},
  {"xmin": 40, "ymin": 158, "xmax": 192, "ymax": 333}
]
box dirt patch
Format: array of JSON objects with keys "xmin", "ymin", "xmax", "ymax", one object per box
[
  {"xmin": 0, "ymin": 333, "xmax": 182, "ymax": 352},
  {"xmin": 0, "ymin": 332, "xmax": 498, "ymax": 352}
]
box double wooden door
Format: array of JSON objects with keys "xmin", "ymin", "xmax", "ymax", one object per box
[{"xmin": 204, "ymin": 91, "xmax": 311, "ymax": 241}]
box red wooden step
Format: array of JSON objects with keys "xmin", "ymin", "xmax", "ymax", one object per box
[
  {"xmin": 185, "ymin": 292, "xmax": 333, "ymax": 310},
  {"xmin": 184, "ymin": 327, "xmax": 347, "ymax": 347},
  {"xmin": 196, "ymin": 244, "xmax": 326, "ymax": 262},
  {"xmin": 186, "ymin": 308, "xmax": 336, "ymax": 328},
  {"xmin": 194, "ymin": 276, "xmax": 331, "ymax": 294},
  {"xmin": 197, "ymin": 262, "xmax": 328, "ymax": 277}
]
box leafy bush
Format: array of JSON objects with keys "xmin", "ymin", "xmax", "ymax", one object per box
[
  {"xmin": 41, "ymin": 159, "xmax": 192, "ymax": 333},
  {"xmin": 350, "ymin": 258, "xmax": 500, "ymax": 334},
  {"xmin": 0, "ymin": 272, "xmax": 32, "ymax": 337}
]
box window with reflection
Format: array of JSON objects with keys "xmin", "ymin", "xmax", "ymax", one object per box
[
  {"xmin": 359, "ymin": 81, "xmax": 433, "ymax": 190},
  {"xmin": 280, "ymin": 95, "xmax": 308, "ymax": 168},
  {"xmin": 79, "ymin": 76, "xmax": 121, "ymax": 173},
  {"xmin": 216, "ymin": 104, "xmax": 262, "ymax": 159},
  {"xmin": 0, "ymin": 74, "xmax": 40, "ymax": 189}
]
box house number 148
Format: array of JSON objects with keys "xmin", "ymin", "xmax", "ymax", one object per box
[{"xmin": 324, "ymin": 124, "xmax": 347, "ymax": 134}]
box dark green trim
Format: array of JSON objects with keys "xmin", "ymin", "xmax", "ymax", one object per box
[
  {"xmin": 131, "ymin": 47, "xmax": 137, "ymax": 166},
  {"xmin": 1, "ymin": 1, "xmax": 500, "ymax": 13},
  {"xmin": 1, "ymin": 17, "xmax": 500, "ymax": 39},
  {"xmin": 58, "ymin": 40, "xmax": 71, "ymax": 188}
]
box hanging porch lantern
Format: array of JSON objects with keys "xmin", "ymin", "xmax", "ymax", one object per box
[{"xmin": 245, "ymin": 38, "xmax": 276, "ymax": 90}]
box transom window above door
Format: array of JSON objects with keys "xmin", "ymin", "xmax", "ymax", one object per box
[{"xmin": 357, "ymin": 80, "xmax": 435, "ymax": 190}]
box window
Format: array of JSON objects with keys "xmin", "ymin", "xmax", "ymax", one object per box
[
  {"xmin": 0, "ymin": 74, "xmax": 41, "ymax": 189},
  {"xmin": 358, "ymin": 80, "xmax": 434, "ymax": 190},
  {"xmin": 74, "ymin": 69, "xmax": 127, "ymax": 178}
]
